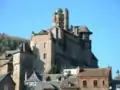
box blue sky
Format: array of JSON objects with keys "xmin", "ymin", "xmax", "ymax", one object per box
[{"xmin": 0, "ymin": 0, "xmax": 120, "ymax": 77}]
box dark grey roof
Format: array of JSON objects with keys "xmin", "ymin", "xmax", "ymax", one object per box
[
  {"xmin": 42, "ymin": 74, "xmax": 63, "ymax": 81},
  {"xmin": 116, "ymin": 84, "xmax": 120, "ymax": 88},
  {"xmin": 35, "ymin": 81, "xmax": 61, "ymax": 90},
  {"xmin": 26, "ymin": 71, "xmax": 42, "ymax": 82},
  {"xmin": 114, "ymin": 75, "xmax": 120, "ymax": 80},
  {"xmin": 0, "ymin": 74, "xmax": 7, "ymax": 82},
  {"xmin": 0, "ymin": 73, "xmax": 15, "ymax": 85},
  {"xmin": 61, "ymin": 75, "xmax": 79, "ymax": 88}
]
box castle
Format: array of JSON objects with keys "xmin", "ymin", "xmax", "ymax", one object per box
[
  {"xmin": 0, "ymin": 8, "xmax": 99, "ymax": 90},
  {"xmin": 30, "ymin": 8, "xmax": 98, "ymax": 73}
]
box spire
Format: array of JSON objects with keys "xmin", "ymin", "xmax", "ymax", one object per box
[{"xmin": 116, "ymin": 70, "xmax": 120, "ymax": 75}]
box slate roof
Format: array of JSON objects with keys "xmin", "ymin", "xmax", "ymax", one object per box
[
  {"xmin": 61, "ymin": 75, "xmax": 79, "ymax": 88},
  {"xmin": 79, "ymin": 25, "xmax": 92, "ymax": 34},
  {"xmin": 42, "ymin": 74, "xmax": 63, "ymax": 81},
  {"xmin": 35, "ymin": 81, "xmax": 61, "ymax": 90},
  {"xmin": 0, "ymin": 74, "xmax": 7, "ymax": 82},
  {"xmin": 26, "ymin": 71, "xmax": 42, "ymax": 82},
  {"xmin": 114, "ymin": 75, "xmax": 120, "ymax": 80},
  {"xmin": 78, "ymin": 68, "xmax": 111, "ymax": 77},
  {"xmin": 0, "ymin": 73, "xmax": 15, "ymax": 85}
]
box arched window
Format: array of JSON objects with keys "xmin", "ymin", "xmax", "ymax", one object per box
[
  {"xmin": 93, "ymin": 80, "xmax": 98, "ymax": 87},
  {"xmin": 83, "ymin": 80, "xmax": 87, "ymax": 88},
  {"xmin": 103, "ymin": 80, "xmax": 105, "ymax": 86}
]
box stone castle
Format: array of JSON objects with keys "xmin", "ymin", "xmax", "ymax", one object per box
[{"xmin": 0, "ymin": 8, "xmax": 99, "ymax": 90}]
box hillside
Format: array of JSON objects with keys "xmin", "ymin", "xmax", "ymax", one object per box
[{"xmin": 0, "ymin": 33, "xmax": 28, "ymax": 55}]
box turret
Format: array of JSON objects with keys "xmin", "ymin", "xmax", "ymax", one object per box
[
  {"xmin": 79, "ymin": 26, "xmax": 92, "ymax": 50},
  {"xmin": 52, "ymin": 12, "xmax": 57, "ymax": 27},
  {"xmin": 63, "ymin": 8, "xmax": 69, "ymax": 30},
  {"xmin": 52, "ymin": 8, "xmax": 69, "ymax": 30},
  {"xmin": 79, "ymin": 26, "xmax": 92, "ymax": 40}
]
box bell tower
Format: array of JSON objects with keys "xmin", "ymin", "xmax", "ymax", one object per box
[{"xmin": 52, "ymin": 8, "xmax": 69, "ymax": 30}]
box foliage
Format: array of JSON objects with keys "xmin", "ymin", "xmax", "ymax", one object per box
[
  {"xmin": 0, "ymin": 34, "xmax": 27, "ymax": 55},
  {"xmin": 50, "ymin": 64, "xmax": 60, "ymax": 74}
]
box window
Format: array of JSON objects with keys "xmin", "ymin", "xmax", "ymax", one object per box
[
  {"xmin": 46, "ymin": 76, "xmax": 51, "ymax": 81},
  {"xmin": 44, "ymin": 43, "xmax": 46, "ymax": 48},
  {"xmin": 93, "ymin": 80, "xmax": 98, "ymax": 87},
  {"xmin": 83, "ymin": 80, "xmax": 87, "ymax": 88},
  {"xmin": 103, "ymin": 80, "xmax": 105, "ymax": 86},
  {"xmin": 43, "ymin": 53, "xmax": 47, "ymax": 59}
]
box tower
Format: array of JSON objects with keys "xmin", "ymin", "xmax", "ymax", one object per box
[
  {"xmin": 12, "ymin": 42, "xmax": 34, "ymax": 90},
  {"xmin": 63, "ymin": 8, "xmax": 69, "ymax": 30},
  {"xmin": 52, "ymin": 8, "xmax": 69, "ymax": 30},
  {"xmin": 79, "ymin": 26, "xmax": 93, "ymax": 67},
  {"xmin": 79, "ymin": 26, "xmax": 92, "ymax": 50}
]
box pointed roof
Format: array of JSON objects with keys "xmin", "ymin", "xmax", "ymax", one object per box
[
  {"xmin": 114, "ymin": 70, "xmax": 120, "ymax": 80},
  {"xmin": 27, "ymin": 71, "xmax": 42, "ymax": 82},
  {"xmin": 0, "ymin": 73, "xmax": 15, "ymax": 85},
  {"xmin": 79, "ymin": 25, "xmax": 92, "ymax": 34}
]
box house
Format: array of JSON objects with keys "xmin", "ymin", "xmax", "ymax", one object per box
[
  {"xmin": 25, "ymin": 71, "xmax": 62, "ymax": 90},
  {"xmin": 0, "ymin": 73, "xmax": 15, "ymax": 90},
  {"xmin": 61, "ymin": 75, "xmax": 80, "ymax": 90},
  {"xmin": 77, "ymin": 68, "xmax": 112, "ymax": 90}
]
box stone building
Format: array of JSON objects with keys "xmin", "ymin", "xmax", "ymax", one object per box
[
  {"xmin": 0, "ymin": 42, "xmax": 35, "ymax": 90},
  {"xmin": 77, "ymin": 68, "xmax": 112, "ymax": 90},
  {"xmin": 0, "ymin": 8, "xmax": 101, "ymax": 90},
  {"xmin": 30, "ymin": 8, "xmax": 98, "ymax": 74},
  {"xmin": 25, "ymin": 71, "xmax": 62, "ymax": 90}
]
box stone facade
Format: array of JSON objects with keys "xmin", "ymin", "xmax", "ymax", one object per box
[
  {"xmin": 77, "ymin": 68, "xmax": 112, "ymax": 90},
  {"xmin": 30, "ymin": 8, "xmax": 98, "ymax": 74},
  {"xmin": 0, "ymin": 8, "xmax": 100, "ymax": 90},
  {"xmin": 12, "ymin": 42, "xmax": 35, "ymax": 90}
]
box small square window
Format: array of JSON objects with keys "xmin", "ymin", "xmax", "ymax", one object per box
[{"xmin": 43, "ymin": 53, "xmax": 47, "ymax": 59}]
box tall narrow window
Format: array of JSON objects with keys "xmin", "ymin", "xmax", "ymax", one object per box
[
  {"xmin": 93, "ymin": 80, "xmax": 98, "ymax": 87},
  {"xmin": 83, "ymin": 80, "xmax": 87, "ymax": 88},
  {"xmin": 44, "ymin": 43, "xmax": 46, "ymax": 48},
  {"xmin": 103, "ymin": 80, "xmax": 105, "ymax": 86},
  {"xmin": 43, "ymin": 53, "xmax": 47, "ymax": 59}
]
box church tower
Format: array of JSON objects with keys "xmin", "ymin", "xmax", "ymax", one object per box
[
  {"xmin": 12, "ymin": 42, "xmax": 34, "ymax": 90},
  {"xmin": 52, "ymin": 8, "xmax": 69, "ymax": 30}
]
